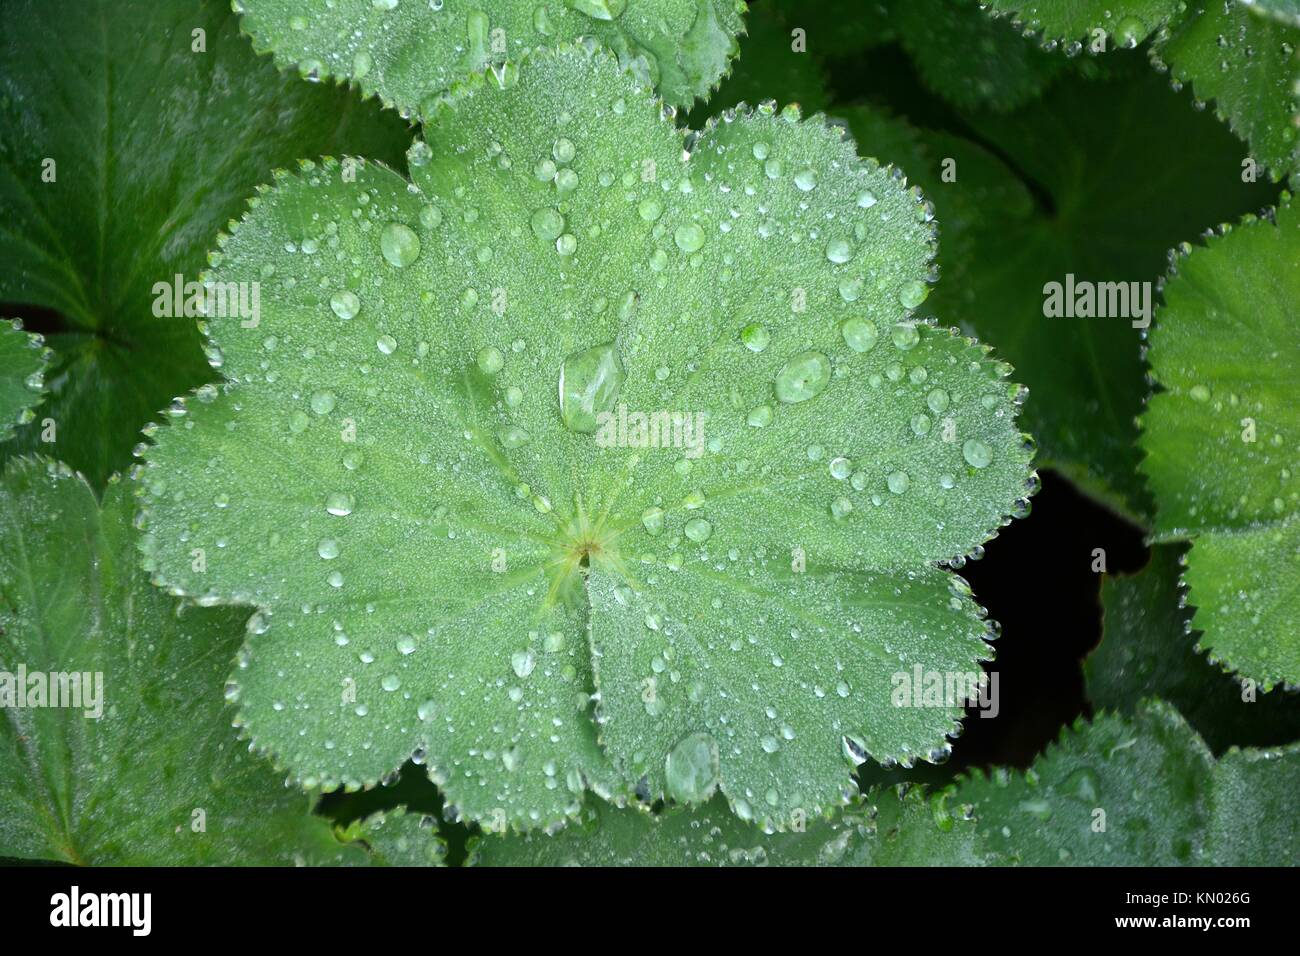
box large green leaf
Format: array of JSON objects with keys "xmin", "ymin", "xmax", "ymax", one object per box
[
  {"xmin": 471, "ymin": 785, "xmax": 989, "ymax": 865},
  {"xmin": 1088, "ymin": 544, "xmax": 1300, "ymax": 752},
  {"xmin": 238, "ymin": 0, "xmax": 745, "ymax": 113},
  {"xmin": 875, "ymin": 71, "xmax": 1275, "ymax": 519},
  {"xmin": 0, "ymin": 458, "xmax": 373, "ymax": 865},
  {"xmin": 1139, "ymin": 196, "xmax": 1300, "ymax": 689},
  {"xmin": 0, "ymin": 0, "xmax": 410, "ymax": 488},
  {"xmin": 0, "ymin": 320, "xmax": 49, "ymax": 443},
  {"xmin": 137, "ymin": 45, "xmax": 1034, "ymax": 833},
  {"xmin": 955, "ymin": 698, "xmax": 1300, "ymax": 865}
]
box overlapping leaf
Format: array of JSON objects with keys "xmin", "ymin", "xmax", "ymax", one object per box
[
  {"xmin": 849, "ymin": 72, "xmax": 1275, "ymax": 520},
  {"xmin": 1139, "ymin": 196, "xmax": 1300, "ymax": 689},
  {"xmin": 957, "ymin": 699, "xmax": 1300, "ymax": 865},
  {"xmin": 238, "ymin": 0, "xmax": 746, "ymax": 113},
  {"xmin": 893, "ymin": 0, "xmax": 1065, "ymax": 112},
  {"xmin": 0, "ymin": 0, "xmax": 411, "ymax": 487},
  {"xmin": 684, "ymin": 0, "xmax": 828, "ymax": 126},
  {"xmin": 0, "ymin": 320, "xmax": 49, "ymax": 443},
  {"xmin": 0, "ymin": 458, "xmax": 379, "ymax": 865},
  {"xmin": 1088, "ymin": 544, "xmax": 1300, "ymax": 751},
  {"xmin": 136, "ymin": 46, "xmax": 1034, "ymax": 833},
  {"xmin": 984, "ymin": 0, "xmax": 1300, "ymax": 180},
  {"xmin": 472, "ymin": 785, "xmax": 989, "ymax": 865}
]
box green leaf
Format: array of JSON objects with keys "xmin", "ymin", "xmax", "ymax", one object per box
[
  {"xmin": 346, "ymin": 809, "xmax": 446, "ymax": 865},
  {"xmin": 470, "ymin": 786, "xmax": 989, "ymax": 866},
  {"xmin": 0, "ymin": 320, "xmax": 50, "ymax": 443},
  {"xmin": 1154, "ymin": 0, "xmax": 1300, "ymax": 181},
  {"xmin": 0, "ymin": 0, "xmax": 411, "ymax": 488},
  {"xmin": 0, "ymin": 458, "xmax": 370, "ymax": 865},
  {"xmin": 238, "ymin": 0, "xmax": 745, "ymax": 113},
  {"xmin": 883, "ymin": 71, "xmax": 1274, "ymax": 519},
  {"xmin": 981, "ymin": 1, "xmax": 1300, "ymax": 180},
  {"xmin": 1205, "ymin": 742, "xmax": 1300, "ymax": 864},
  {"xmin": 684, "ymin": 0, "xmax": 829, "ymax": 127},
  {"xmin": 136, "ymin": 46, "xmax": 1034, "ymax": 833},
  {"xmin": 954, "ymin": 699, "xmax": 1300, "ymax": 865},
  {"xmin": 893, "ymin": 0, "xmax": 1066, "ymax": 112},
  {"xmin": 1139, "ymin": 196, "xmax": 1300, "ymax": 689},
  {"xmin": 982, "ymin": 0, "xmax": 1183, "ymax": 47},
  {"xmin": 1088, "ymin": 544, "xmax": 1300, "ymax": 752},
  {"xmin": 1247, "ymin": 0, "xmax": 1300, "ymax": 28}
]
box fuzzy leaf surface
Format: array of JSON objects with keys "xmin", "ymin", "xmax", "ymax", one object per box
[{"xmin": 137, "ymin": 46, "xmax": 1033, "ymax": 832}]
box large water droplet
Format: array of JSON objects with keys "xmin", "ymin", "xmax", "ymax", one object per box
[
  {"xmin": 330, "ymin": 290, "xmax": 360, "ymax": 320},
  {"xmin": 665, "ymin": 732, "xmax": 719, "ymax": 804},
  {"xmin": 841, "ymin": 318, "xmax": 877, "ymax": 353},
  {"xmin": 963, "ymin": 438, "xmax": 993, "ymax": 469},
  {"xmin": 774, "ymin": 351, "xmax": 831, "ymax": 403},
  {"xmin": 380, "ymin": 222, "xmax": 420, "ymax": 267},
  {"xmin": 559, "ymin": 344, "xmax": 625, "ymax": 433},
  {"xmin": 325, "ymin": 492, "xmax": 355, "ymax": 516}
]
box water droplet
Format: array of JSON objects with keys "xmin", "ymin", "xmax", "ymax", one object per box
[
  {"xmin": 376, "ymin": 334, "xmax": 397, "ymax": 355},
  {"xmin": 891, "ymin": 323, "xmax": 920, "ymax": 350},
  {"xmin": 840, "ymin": 318, "xmax": 877, "ymax": 353},
  {"xmin": 325, "ymin": 492, "xmax": 355, "ymax": 516},
  {"xmin": 638, "ymin": 197, "xmax": 663, "ymax": 221},
  {"xmin": 310, "ymin": 390, "xmax": 336, "ymax": 415},
  {"xmin": 511, "ymin": 649, "xmax": 536, "ymax": 678},
  {"xmin": 794, "ymin": 168, "xmax": 818, "ymax": 191},
  {"xmin": 317, "ymin": 538, "xmax": 340, "ymax": 559},
  {"xmin": 774, "ymin": 351, "xmax": 831, "ymax": 403},
  {"xmin": 963, "ymin": 438, "xmax": 993, "ymax": 469},
  {"xmin": 825, "ymin": 238, "xmax": 851, "ymax": 263},
  {"xmin": 380, "ymin": 222, "xmax": 420, "ymax": 267},
  {"xmin": 830, "ymin": 497, "xmax": 853, "ymax": 518},
  {"xmin": 553, "ymin": 137, "xmax": 576, "ymax": 163},
  {"xmin": 665, "ymin": 732, "xmax": 719, "ymax": 803},
  {"xmin": 559, "ymin": 343, "xmax": 624, "ymax": 433},
  {"xmin": 396, "ymin": 634, "xmax": 417, "ymax": 655},
  {"xmin": 685, "ymin": 517, "xmax": 712, "ymax": 542},
  {"xmin": 899, "ymin": 281, "xmax": 928, "ymax": 309},
  {"xmin": 476, "ymin": 346, "xmax": 504, "ymax": 375},
  {"xmin": 747, "ymin": 404, "xmax": 773, "ymax": 428},
  {"xmin": 641, "ymin": 506, "xmax": 664, "ymax": 536},
  {"xmin": 887, "ymin": 470, "xmax": 910, "ymax": 494},
  {"xmin": 927, "ymin": 388, "xmax": 950, "ymax": 413},
  {"xmin": 330, "ymin": 290, "xmax": 360, "ymax": 320},
  {"xmin": 741, "ymin": 323, "xmax": 770, "ymax": 352},
  {"xmin": 829, "ymin": 456, "xmax": 852, "ymax": 480},
  {"xmin": 674, "ymin": 223, "xmax": 705, "ymax": 253},
  {"xmin": 530, "ymin": 207, "xmax": 565, "ymax": 241}
]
